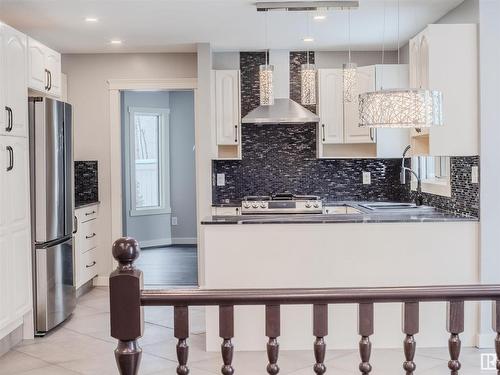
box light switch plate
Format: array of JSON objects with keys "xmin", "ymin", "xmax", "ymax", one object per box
[
  {"xmin": 216, "ymin": 173, "xmax": 225, "ymax": 186},
  {"xmin": 171, "ymin": 217, "xmax": 178, "ymax": 226},
  {"xmin": 362, "ymin": 171, "xmax": 371, "ymax": 185},
  {"xmin": 471, "ymin": 166, "xmax": 479, "ymax": 184}
]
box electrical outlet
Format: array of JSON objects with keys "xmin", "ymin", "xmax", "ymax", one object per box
[
  {"xmin": 171, "ymin": 217, "xmax": 178, "ymax": 226},
  {"xmin": 217, "ymin": 173, "xmax": 225, "ymax": 186},
  {"xmin": 471, "ymin": 166, "xmax": 479, "ymax": 184},
  {"xmin": 362, "ymin": 171, "xmax": 371, "ymax": 185}
]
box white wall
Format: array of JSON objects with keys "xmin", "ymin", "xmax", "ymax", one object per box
[
  {"xmin": 121, "ymin": 90, "xmax": 172, "ymax": 247},
  {"xmin": 315, "ymin": 50, "xmax": 398, "ymax": 68},
  {"xmin": 62, "ymin": 53, "xmax": 197, "ymax": 277},
  {"xmin": 437, "ymin": 0, "xmax": 479, "ymax": 24}
]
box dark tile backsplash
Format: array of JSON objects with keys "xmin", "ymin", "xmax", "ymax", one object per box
[
  {"xmin": 212, "ymin": 52, "xmax": 480, "ymax": 218},
  {"xmin": 75, "ymin": 161, "xmax": 99, "ymax": 207}
]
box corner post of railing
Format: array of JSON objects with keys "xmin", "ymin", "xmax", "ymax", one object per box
[
  {"xmin": 109, "ymin": 237, "xmax": 144, "ymax": 375},
  {"xmin": 491, "ymin": 300, "xmax": 500, "ymax": 373}
]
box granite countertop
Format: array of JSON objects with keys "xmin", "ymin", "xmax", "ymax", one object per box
[
  {"xmin": 202, "ymin": 201, "xmax": 478, "ymax": 225},
  {"xmin": 212, "ymin": 200, "xmax": 242, "ymax": 207},
  {"xmin": 75, "ymin": 201, "xmax": 100, "ymax": 209}
]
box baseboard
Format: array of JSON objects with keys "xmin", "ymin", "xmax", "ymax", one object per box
[
  {"xmin": 172, "ymin": 237, "xmax": 197, "ymax": 245},
  {"xmin": 139, "ymin": 238, "xmax": 172, "ymax": 248},
  {"xmin": 0, "ymin": 323, "xmax": 23, "ymax": 357},
  {"xmin": 476, "ymin": 332, "xmax": 496, "ymax": 349}
]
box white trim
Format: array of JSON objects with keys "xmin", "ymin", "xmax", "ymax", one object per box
[
  {"xmin": 128, "ymin": 106, "xmax": 171, "ymax": 216},
  {"xmin": 108, "ymin": 77, "xmax": 198, "ymax": 281},
  {"xmin": 172, "ymin": 237, "xmax": 198, "ymax": 245},
  {"xmin": 476, "ymin": 332, "xmax": 495, "ymax": 349},
  {"xmin": 139, "ymin": 238, "xmax": 173, "ymax": 248},
  {"xmin": 107, "ymin": 78, "xmax": 198, "ymax": 91}
]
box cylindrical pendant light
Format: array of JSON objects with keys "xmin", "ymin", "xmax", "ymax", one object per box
[
  {"xmin": 259, "ymin": 12, "xmax": 274, "ymax": 105},
  {"xmin": 343, "ymin": 9, "xmax": 357, "ymax": 102},
  {"xmin": 301, "ymin": 12, "xmax": 317, "ymax": 105},
  {"xmin": 358, "ymin": 0, "xmax": 443, "ymax": 128}
]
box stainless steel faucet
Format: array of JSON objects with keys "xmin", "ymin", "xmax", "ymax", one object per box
[{"xmin": 400, "ymin": 145, "xmax": 423, "ymax": 206}]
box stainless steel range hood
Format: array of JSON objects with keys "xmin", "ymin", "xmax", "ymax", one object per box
[
  {"xmin": 242, "ymin": 98, "xmax": 319, "ymax": 124},
  {"xmin": 241, "ymin": 50, "xmax": 320, "ymax": 125}
]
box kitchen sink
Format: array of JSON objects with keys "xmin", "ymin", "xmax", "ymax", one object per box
[{"xmin": 359, "ymin": 202, "xmax": 431, "ymax": 211}]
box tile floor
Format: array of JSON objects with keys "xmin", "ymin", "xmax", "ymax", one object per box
[{"xmin": 0, "ymin": 287, "xmax": 494, "ymax": 374}]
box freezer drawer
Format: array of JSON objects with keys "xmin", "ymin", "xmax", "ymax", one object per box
[{"xmin": 35, "ymin": 237, "xmax": 76, "ymax": 334}]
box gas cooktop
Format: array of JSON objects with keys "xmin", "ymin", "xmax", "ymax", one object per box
[{"xmin": 241, "ymin": 193, "xmax": 322, "ymax": 214}]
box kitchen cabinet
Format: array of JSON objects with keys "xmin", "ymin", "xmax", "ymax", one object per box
[
  {"xmin": 0, "ymin": 136, "xmax": 32, "ymax": 339},
  {"xmin": 212, "ymin": 206, "xmax": 241, "ymax": 216},
  {"xmin": 0, "ymin": 23, "xmax": 28, "ymax": 138},
  {"xmin": 212, "ymin": 70, "xmax": 242, "ymax": 159},
  {"xmin": 74, "ymin": 204, "xmax": 100, "ymax": 289},
  {"xmin": 318, "ymin": 64, "xmax": 409, "ymax": 158},
  {"xmin": 28, "ymin": 37, "xmax": 61, "ymax": 98},
  {"xmin": 409, "ymin": 24, "xmax": 478, "ymax": 156}
]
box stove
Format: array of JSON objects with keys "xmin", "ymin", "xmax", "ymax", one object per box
[{"xmin": 241, "ymin": 193, "xmax": 323, "ymax": 214}]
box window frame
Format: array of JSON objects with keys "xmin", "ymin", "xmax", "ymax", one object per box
[
  {"xmin": 411, "ymin": 156, "xmax": 452, "ymax": 197},
  {"xmin": 128, "ymin": 106, "xmax": 171, "ymax": 216}
]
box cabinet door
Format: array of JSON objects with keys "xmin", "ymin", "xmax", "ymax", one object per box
[
  {"xmin": 45, "ymin": 48, "xmax": 61, "ymax": 98},
  {"xmin": 0, "ymin": 234, "xmax": 10, "ymax": 331},
  {"xmin": 215, "ymin": 70, "xmax": 240, "ymax": 145},
  {"xmin": 28, "ymin": 38, "xmax": 47, "ymax": 93},
  {"xmin": 344, "ymin": 66, "xmax": 376, "ymax": 144},
  {"xmin": 318, "ymin": 69, "xmax": 344, "ymax": 144},
  {"xmin": 3, "ymin": 24, "xmax": 27, "ymax": 137},
  {"xmin": 10, "ymin": 226, "xmax": 31, "ymax": 316},
  {"xmin": 409, "ymin": 37, "xmax": 419, "ymax": 88},
  {"xmin": 0, "ymin": 23, "xmax": 6, "ymax": 133},
  {"xmin": 411, "ymin": 34, "xmax": 430, "ymax": 138}
]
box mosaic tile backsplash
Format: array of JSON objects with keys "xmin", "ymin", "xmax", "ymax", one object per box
[
  {"xmin": 75, "ymin": 161, "xmax": 99, "ymax": 208},
  {"xmin": 212, "ymin": 52, "xmax": 480, "ymax": 218}
]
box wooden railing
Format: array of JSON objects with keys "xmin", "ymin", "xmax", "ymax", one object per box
[{"xmin": 109, "ymin": 237, "xmax": 500, "ymax": 375}]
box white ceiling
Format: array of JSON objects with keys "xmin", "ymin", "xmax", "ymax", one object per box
[{"xmin": 0, "ymin": 0, "xmax": 464, "ymax": 54}]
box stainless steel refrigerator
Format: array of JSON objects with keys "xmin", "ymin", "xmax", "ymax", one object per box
[{"xmin": 29, "ymin": 97, "xmax": 76, "ymax": 335}]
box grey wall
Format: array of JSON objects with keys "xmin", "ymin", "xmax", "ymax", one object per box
[
  {"xmin": 121, "ymin": 91, "xmax": 172, "ymax": 246},
  {"xmin": 169, "ymin": 91, "xmax": 197, "ymax": 242},
  {"xmin": 121, "ymin": 90, "xmax": 197, "ymax": 246},
  {"xmin": 437, "ymin": 0, "xmax": 479, "ymax": 24}
]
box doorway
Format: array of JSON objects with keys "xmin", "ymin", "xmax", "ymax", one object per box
[{"xmin": 120, "ymin": 90, "xmax": 197, "ymax": 287}]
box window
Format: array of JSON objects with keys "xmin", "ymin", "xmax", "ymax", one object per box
[
  {"xmin": 129, "ymin": 107, "xmax": 170, "ymax": 216},
  {"xmin": 411, "ymin": 156, "xmax": 451, "ymax": 197}
]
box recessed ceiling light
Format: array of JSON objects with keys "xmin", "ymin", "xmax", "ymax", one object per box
[
  {"xmin": 85, "ymin": 17, "xmax": 98, "ymax": 22},
  {"xmin": 303, "ymin": 37, "xmax": 314, "ymax": 43},
  {"xmin": 313, "ymin": 15, "xmax": 326, "ymax": 21},
  {"xmin": 110, "ymin": 39, "xmax": 122, "ymax": 45}
]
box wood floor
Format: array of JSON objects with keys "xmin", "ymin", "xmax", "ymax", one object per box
[{"xmin": 135, "ymin": 245, "xmax": 198, "ymax": 287}]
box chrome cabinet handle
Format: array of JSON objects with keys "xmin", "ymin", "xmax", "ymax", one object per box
[
  {"xmin": 321, "ymin": 124, "xmax": 326, "ymax": 142},
  {"xmin": 48, "ymin": 70, "xmax": 52, "ymax": 91},
  {"xmin": 369, "ymin": 128, "xmax": 375, "ymax": 142},
  {"xmin": 5, "ymin": 107, "xmax": 12, "ymax": 132},
  {"xmin": 44, "ymin": 69, "xmax": 50, "ymax": 90},
  {"xmin": 234, "ymin": 125, "xmax": 238, "ymax": 143},
  {"xmin": 85, "ymin": 261, "xmax": 96, "ymax": 268},
  {"xmin": 85, "ymin": 210, "xmax": 96, "ymax": 216},
  {"xmin": 73, "ymin": 216, "xmax": 78, "ymax": 234},
  {"xmin": 85, "ymin": 233, "xmax": 96, "ymax": 239},
  {"xmin": 6, "ymin": 146, "xmax": 13, "ymax": 171}
]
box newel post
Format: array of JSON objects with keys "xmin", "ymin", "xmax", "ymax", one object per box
[{"xmin": 110, "ymin": 237, "xmax": 144, "ymax": 375}]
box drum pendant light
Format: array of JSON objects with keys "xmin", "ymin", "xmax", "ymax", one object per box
[
  {"xmin": 259, "ymin": 11, "xmax": 274, "ymax": 105},
  {"xmin": 301, "ymin": 12, "xmax": 317, "ymax": 105},
  {"xmin": 343, "ymin": 9, "xmax": 357, "ymax": 103}
]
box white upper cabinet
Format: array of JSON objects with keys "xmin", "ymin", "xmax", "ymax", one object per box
[
  {"xmin": 1, "ymin": 24, "xmax": 27, "ymax": 138},
  {"xmin": 215, "ymin": 70, "xmax": 240, "ymax": 146},
  {"xmin": 409, "ymin": 24, "xmax": 478, "ymax": 156},
  {"xmin": 318, "ymin": 69, "xmax": 344, "ymax": 144},
  {"xmin": 28, "ymin": 37, "xmax": 61, "ymax": 98},
  {"xmin": 344, "ymin": 66, "xmax": 376, "ymax": 144}
]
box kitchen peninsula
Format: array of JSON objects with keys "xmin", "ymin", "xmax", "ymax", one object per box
[{"xmin": 200, "ymin": 206, "xmax": 479, "ymax": 351}]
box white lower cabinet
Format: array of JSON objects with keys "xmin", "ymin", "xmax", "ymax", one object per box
[
  {"xmin": 212, "ymin": 206, "xmax": 241, "ymax": 216},
  {"xmin": 74, "ymin": 204, "xmax": 100, "ymax": 288},
  {"xmin": 0, "ymin": 136, "xmax": 32, "ymax": 340}
]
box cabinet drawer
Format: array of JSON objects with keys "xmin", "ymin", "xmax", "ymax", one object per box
[
  {"xmin": 80, "ymin": 247, "xmax": 98, "ymax": 285},
  {"xmin": 77, "ymin": 205, "xmax": 99, "ymax": 223},
  {"xmin": 213, "ymin": 206, "xmax": 241, "ymax": 216},
  {"xmin": 323, "ymin": 206, "xmax": 347, "ymax": 214},
  {"xmin": 78, "ymin": 219, "xmax": 97, "ymax": 253}
]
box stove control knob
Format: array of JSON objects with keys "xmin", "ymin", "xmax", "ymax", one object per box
[
  {"xmin": 252, "ymin": 203, "xmax": 259, "ymax": 208},
  {"xmin": 313, "ymin": 202, "xmax": 320, "ymax": 208},
  {"xmin": 305, "ymin": 202, "xmax": 312, "ymax": 208},
  {"xmin": 243, "ymin": 202, "xmax": 250, "ymax": 208},
  {"xmin": 260, "ymin": 202, "xmax": 266, "ymax": 208}
]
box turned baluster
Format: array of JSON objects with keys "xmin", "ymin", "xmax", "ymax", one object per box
[
  {"xmin": 175, "ymin": 306, "xmax": 190, "ymax": 375},
  {"xmin": 492, "ymin": 300, "xmax": 500, "ymax": 374},
  {"xmin": 110, "ymin": 237, "xmax": 144, "ymax": 375},
  {"xmin": 266, "ymin": 305, "xmax": 280, "ymax": 375},
  {"xmin": 219, "ymin": 305, "xmax": 235, "ymax": 375},
  {"xmin": 402, "ymin": 302, "xmax": 419, "ymax": 375},
  {"xmin": 358, "ymin": 303, "xmax": 373, "ymax": 375},
  {"xmin": 313, "ymin": 304, "xmax": 328, "ymax": 375},
  {"xmin": 446, "ymin": 301, "xmax": 464, "ymax": 375}
]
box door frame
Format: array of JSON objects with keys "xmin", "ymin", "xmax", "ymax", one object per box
[{"xmin": 104, "ymin": 78, "xmax": 198, "ymax": 285}]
